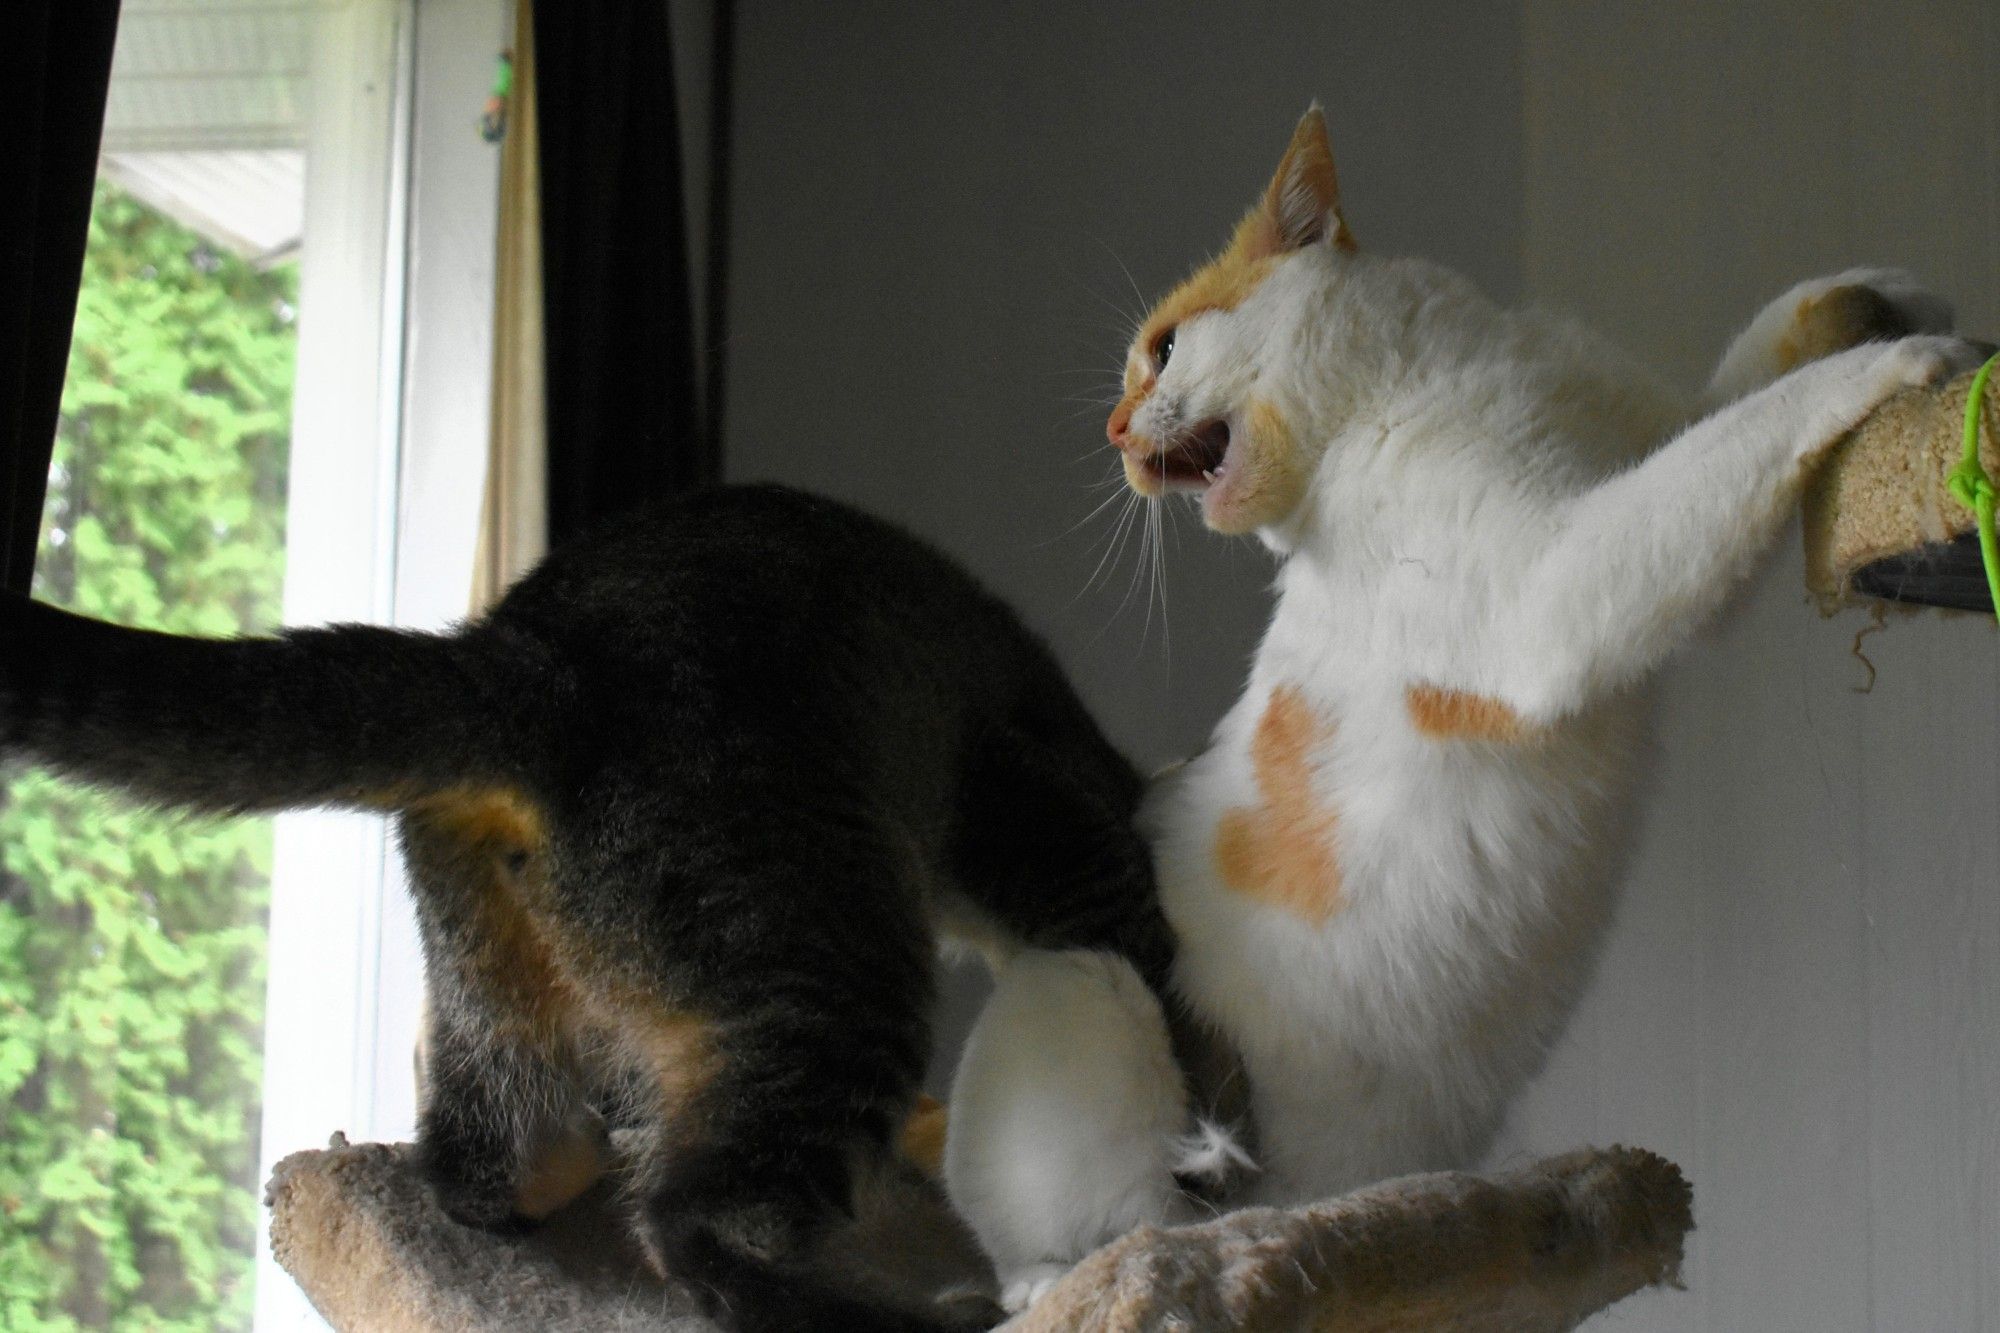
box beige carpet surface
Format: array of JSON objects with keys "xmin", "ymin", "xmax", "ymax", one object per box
[
  {"xmin": 267, "ymin": 1137, "xmax": 1690, "ymax": 1332},
  {"xmin": 1804, "ymin": 368, "xmax": 2000, "ymax": 610}
]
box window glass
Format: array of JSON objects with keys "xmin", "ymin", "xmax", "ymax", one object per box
[{"xmin": 0, "ymin": 4, "xmax": 387, "ymax": 1328}]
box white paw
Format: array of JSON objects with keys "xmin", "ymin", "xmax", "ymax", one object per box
[
  {"xmin": 1801, "ymin": 335, "xmax": 1989, "ymax": 457},
  {"xmin": 1000, "ymin": 1262, "xmax": 1071, "ymax": 1314},
  {"xmin": 1874, "ymin": 333, "xmax": 1989, "ymax": 392}
]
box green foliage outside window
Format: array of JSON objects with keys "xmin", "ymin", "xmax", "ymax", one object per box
[{"xmin": 0, "ymin": 183, "xmax": 296, "ymax": 1331}]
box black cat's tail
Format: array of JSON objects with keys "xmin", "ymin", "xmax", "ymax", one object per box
[{"xmin": 0, "ymin": 594, "xmax": 554, "ymax": 815}]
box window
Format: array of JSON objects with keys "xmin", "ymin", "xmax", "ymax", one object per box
[
  {"xmin": 0, "ymin": 175, "xmax": 298, "ymax": 1331},
  {"xmin": 0, "ymin": 2, "xmax": 504, "ymax": 1328}
]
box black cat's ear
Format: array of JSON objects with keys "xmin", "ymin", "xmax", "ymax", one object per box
[{"xmin": 1248, "ymin": 105, "xmax": 1356, "ymax": 258}]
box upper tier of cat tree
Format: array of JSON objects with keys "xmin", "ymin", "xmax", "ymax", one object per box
[{"xmin": 1804, "ymin": 368, "xmax": 2000, "ymax": 614}]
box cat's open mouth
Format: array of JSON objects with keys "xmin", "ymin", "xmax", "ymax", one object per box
[{"xmin": 1150, "ymin": 419, "xmax": 1233, "ymax": 491}]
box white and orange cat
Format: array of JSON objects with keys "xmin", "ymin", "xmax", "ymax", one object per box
[{"xmin": 943, "ymin": 107, "xmax": 1975, "ymax": 1308}]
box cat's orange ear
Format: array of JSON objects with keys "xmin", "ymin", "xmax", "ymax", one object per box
[{"xmin": 1245, "ymin": 105, "xmax": 1355, "ymax": 258}]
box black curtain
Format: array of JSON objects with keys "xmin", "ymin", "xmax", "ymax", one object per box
[
  {"xmin": 535, "ymin": 1, "xmax": 721, "ymax": 550},
  {"xmin": 0, "ymin": 2, "xmax": 123, "ymax": 596}
]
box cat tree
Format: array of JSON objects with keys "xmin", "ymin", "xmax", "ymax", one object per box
[
  {"xmin": 1805, "ymin": 366, "xmax": 2000, "ymax": 615},
  {"xmin": 266, "ymin": 1134, "xmax": 1691, "ymax": 1332},
  {"xmin": 263, "ymin": 361, "xmax": 2000, "ymax": 1333}
]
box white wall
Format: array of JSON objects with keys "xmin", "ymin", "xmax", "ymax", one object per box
[
  {"xmin": 1492, "ymin": 4, "xmax": 2000, "ymax": 1328},
  {"xmin": 719, "ymin": 5, "xmax": 1999, "ymax": 1326}
]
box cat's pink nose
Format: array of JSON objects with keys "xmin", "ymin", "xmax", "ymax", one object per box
[{"xmin": 1106, "ymin": 403, "xmax": 1134, "ymax": 446}]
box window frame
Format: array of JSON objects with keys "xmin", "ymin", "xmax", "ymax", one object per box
[{"xmin": 252, "ymin": 0, "xmax": 505, "ymax": 1327}]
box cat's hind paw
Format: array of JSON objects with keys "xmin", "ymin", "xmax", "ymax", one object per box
[
  {"xmin": 1708, "ymin": 267, "xmax": 1957, "ymax": 406},
  {"xmin": 1796, "ymin": 268, "xmax": 1954, "ymax": 339}
]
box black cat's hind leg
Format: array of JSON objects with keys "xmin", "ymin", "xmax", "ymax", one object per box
[
  {"xmin": 628, "ymin": 1062, "xmax": 999, "ymax": 1333},
  {"xmin": 949, "ymin": 702, "xmax": 1172, "ymax": 985},
  {"xmin": 416, "ymin": 1014, "xmax": 592, "ymax": 1232},
  {"xmin": 604, "ymin": 833, "xmax": 994, "ymax": 1332},
  {"xmin": 400, "ymin": 807, "xmax": 595, "ymax": 1232}
]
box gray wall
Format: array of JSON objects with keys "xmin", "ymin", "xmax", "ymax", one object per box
[
  {"xmin": 1493, "ymin": 4, "xmax": 2000, "ymax": 1329},
  {"xmin": 707, "ymin": 4, "xmax": 1999, "ymax": 1327},
  {"xmin": 720, "ymin": 2, "xmax": 1522, "ymax": 767}
]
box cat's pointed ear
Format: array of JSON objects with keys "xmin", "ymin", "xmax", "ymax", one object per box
[{"xmin": 1248, "ymin": 105, "xmax": 1355, "ymax": 257}]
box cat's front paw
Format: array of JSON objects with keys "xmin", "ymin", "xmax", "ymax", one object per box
[
  {"xmin": 1872, "ymin": 333, "xmax": 1990, "ymax": 395},
  {"xmin": 429, "ymin": 1177, "xmax": 537, "ymax": 1236},
  {"xmin": 1796, "ymin": 335, "xmax": 1990, "ymax": 468},
  {"xmin": 1799, "ymin": 269, "xmax": 1954, "ymax": 342}
]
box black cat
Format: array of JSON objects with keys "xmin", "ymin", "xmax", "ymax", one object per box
[{"xmin": 0, "ymin": 484, "xmax": 1218, "ymax": 1332}]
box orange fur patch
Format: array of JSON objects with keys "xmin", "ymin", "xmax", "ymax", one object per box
[
  {"xmin": 1213, "ymin": 686, "xmax": 1344, "ymax": 924},
  {"xmin": 900, "ymin": 1094, "xmax": 948, "ymax": 1177},
  {"xmin": 404, "ymin": 788, "xmax": 571, "ymax": 1044},
  {"xmin": 1247, "ymin": 397, "xmax": 1292, "ymax": 443},
  {"xmin": 473, "ymin": 889, "xmax": 570, "ymax": 1039},
  {"xmin": 1206, "ymin": 397, "xmax": 1306, "ymax": 534},
  {"xmin": 1778, "ymin": 285, "xmax": 1911, "ymax": 373},
  {"xmin": 1134, "ymin": 223, "xmax": 1279, "ymax": 374},
  {"xmin": 411, "ymin": 785, "xmax": 547, "ymax": 855},
  {"xmin": 514, "ymin": 1121, "xmax": 606, "ymax": 1219},
  {"xmin": 624, "ymin": 1001, "xmax": 720, "ymax": 1123},
  {"xmin": 1792, "ymin": 282, "xmax": 1912, "ymax": 370},
  {"xmin": 1405, "ymin": 686, "xmax": 1527, "ymax": 743},
  {"xmin": 411, "ymin": 787, "xmax": 566, "ymax": 1028}
]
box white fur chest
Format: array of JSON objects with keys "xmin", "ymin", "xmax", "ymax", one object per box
[{"xmin": 1145, "ymin": 623, "xmax": 1647, "ymax": 1200}]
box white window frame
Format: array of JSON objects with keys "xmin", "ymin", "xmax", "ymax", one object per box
[{"xmin": 254, "ymin": 0, "xmax": 505, "ymax": 1327}]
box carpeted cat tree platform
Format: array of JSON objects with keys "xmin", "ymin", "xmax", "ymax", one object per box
[
  {"xmin": 1805, "ymin": 366, "xmax": 2000, "ymax": 613},
  {"xmin": 266, "ymin": 1135, "xmax": 1691, "ymax": 1332}
]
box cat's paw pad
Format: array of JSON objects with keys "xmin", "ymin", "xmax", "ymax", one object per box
[{"xmin": 999, "ymin": 1263, "xmax": 1071, "ymax": 1314}]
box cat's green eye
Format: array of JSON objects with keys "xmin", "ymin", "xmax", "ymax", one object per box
[{"xmin": 1154, "ymin": 327, "xmax": 1177, "ymax": 371}]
